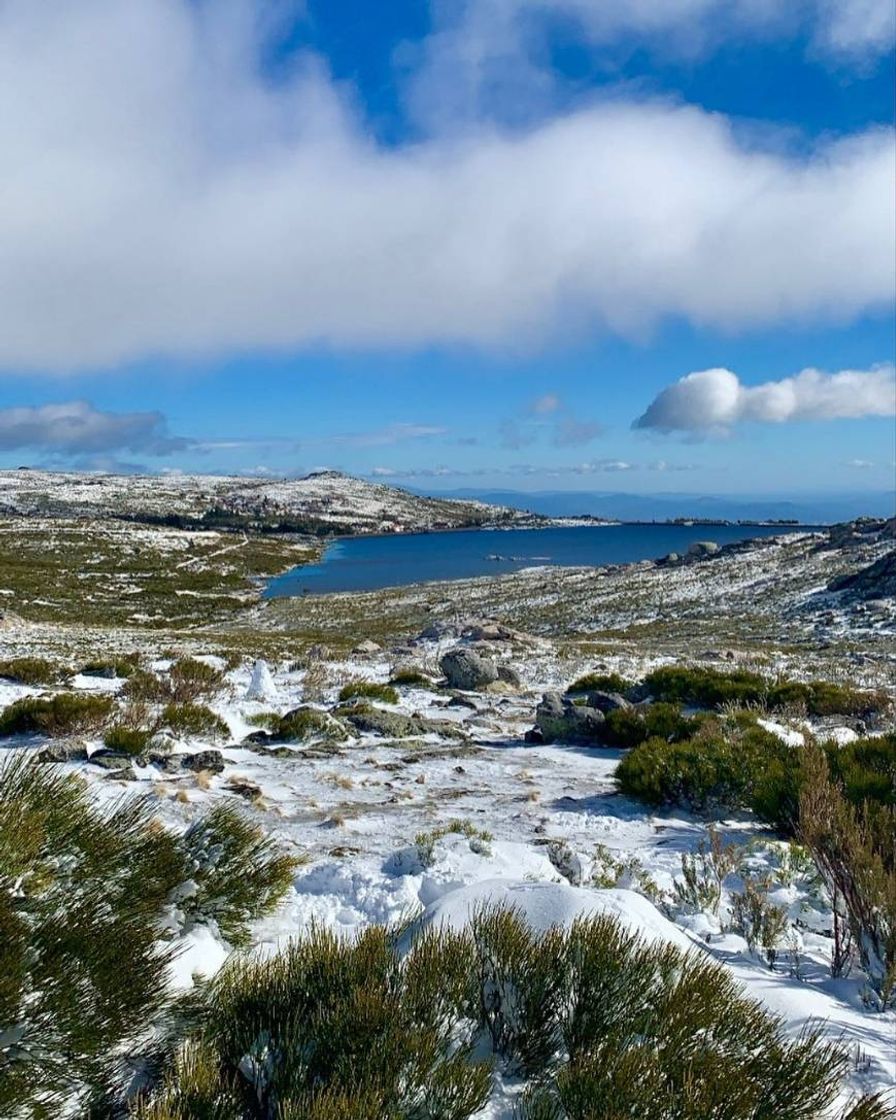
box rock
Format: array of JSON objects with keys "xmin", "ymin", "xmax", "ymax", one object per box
[
  {"xmin": 828, "ymin": 550, "xmax": 896, "ymax": 600},
  {"xmin": 353, "ymin": 639, "xmax": 382, "ymax": 655},
  {"xmin": 242, "ymin": 729, "xmax": 272, "ymax": 745},
  {"xmin": 686, "ymin": 540, "xmax": 719, "ymax": 559},
  {"xmin": 224, "ymin": 777, "xmax": 262, "ymax": 800},
  {"xmin": 535, "ymin": 691, "xmax": 605, "ymax": 745},
  {"xmin": 148, "ymin": 731, "xmax": 178, "ymax": 753},
  {"xmin": 37, "ymin": 743, "xmax": 89, "ymax": 763},
  {"xmin": 446, "ymin": 692, "xmax": 478, "ymax": 709},
  {"xmin": 245, "ymin": 658, "xmax": 278, "ymax": 702},
  {"xmin": 89, "ymin": 750, "xmax": 138, "ymax": 770},
  {"xmin": 524, "ymin": 727, "xmax": 545, "ymax": 744},
  {"xmin": 496, "ymin": 664, "xmax": 523, "ymax": 687},
  {"xmin": 180, "ymin": 750, "xmax": 226, "ymax": 773},
  {"xmin": 415, "ymin": 621, "xmax": 464, "ymax": 642},
  {"xmin": 586, "ymin": 690, "xmax": 630, "ymax": 714},
  {"xmin": 440, "ymin": 647, "xmax": 499, "ymax": 691},
  {"xmin": 145, "ymin": 751, "xmax": 182, "ymax": 773},
  {"xmin": 343, "ymin": 706, "xmax": 468, "ymax": 741}
]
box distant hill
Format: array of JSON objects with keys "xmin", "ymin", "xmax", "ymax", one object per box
[
  {"xmin": 0, "ymin": 470, "xmax": 539, "ymax": 536},
  {"xmin": 422, "ymin": 488, "xmax": 896, "ymax": 524}
]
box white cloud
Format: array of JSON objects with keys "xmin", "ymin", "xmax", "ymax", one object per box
[
  {"xmin": 634, "ymin": 364, "xmax": 896, "ymax": 433},
  {"xmin": 846, "ymin": 458, "xmax": 874, "ymax": 468},
  {"xmin": 551, "ymin": 418, "xmax": 604, "ymax": 447},
  {"xmin": 328, "ymin": 423, "xmax": 448, "ymax": 447},
  {"xmin": 0, "ymin": 401, "xmax": 186, "ymax": 455},
  {"xmin": 0, "ymin": 1, "xmax": 892, "ymax": 373}
]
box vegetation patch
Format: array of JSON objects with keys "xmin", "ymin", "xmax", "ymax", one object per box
[
  {"xmin": 103, "ymin": 724, "xmax": 155, "ymax": 755},
  {"xmin": 0, "ymin": 656, "xmax": 63, "ymax": 686},
  {"xmin": 161, "ymin": 703, "xmax": 229, "ymax": 741},
  {"xmin": 0, "ymin": 692, "xmax": 114, "ymax": 738},
  {"xmin": 565, "ymin": 671, "xmax": 634, "ymax": 696},
  {"xmin": 272, "ymin": 707, "xmax": 348, "ymax": 744},
  {"xmin": 337, "ymin": 680, "xmax": 399, "ymax": 704},
  {"xmin": 389, "ymin": 668, "xmax": 432, "ymax": 687},
  {"xmin": 78, "ymin": 653, "xmax": 141, "ymax": 678},
  {"xmin": 600, "ymin": 702, "xmax": 703, "ymax": 749}
]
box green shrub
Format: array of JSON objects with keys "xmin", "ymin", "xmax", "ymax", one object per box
[
  {"xmin": 0, "ymin": 758, "xmax": 298, "ymax": 1118},
  {"xmin": 104, "ymin": 724, "xmax": 154, "ymax": 755},
  {"xmin": 161, "ymin": 703, "xmax": 228, "ymax": 741},
  {"xmin": 565, "ymin": 671, "xmax": 634, "ymax": 696},
  {"xmin": 828, "ymin": 732, "xmax": 896, "ymax": 808},
  {"xmin": 79, "ymin": 654, "xmax": 141, "ymax": 679},
  {"xmin": 615, "ymin": 719, "xmax": 792, "ymax": 815},
  {"xmin": 643, "ymin": 665, "xmax": 769, "ymax": 708},
  {"xmin": 0, "ymin": 656, "xmax": 62, "ymax": 685},
  {"xmin": 601, "ymin": 702, "xmax": 701, "ymax": 749},
  {"xmin": 0, "ymin": 692, "xmax": 114, "ymax": 738},
  {"xmin": 768, "ymin": 680, "xmax": 886, "ymax": 717},
  {"xmin": 177, "ymin": 804, "xmax": 299, "ymax": 947},
  {"xmin": 122, "ymin": 669, "xmax": 172, "ymax": 704},
  {"xmin": 169, "ymin": 657, "xmax": 225, "ymax": 703},
  {"xmin": 389, "ymin": 668, "xmax": 431, "ymax": 687},
  {"xmin": 337, "ymin": 680, "xmax": 399, "ymax": 704}
]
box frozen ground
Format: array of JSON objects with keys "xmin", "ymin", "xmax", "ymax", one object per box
[
  {"xmin": 1, "ymin": 496, "xmax": 894, "ymax": 1113},
  {"xmin": 3, "ymin": 635, "xmax": 895, "ymax": 1110}
]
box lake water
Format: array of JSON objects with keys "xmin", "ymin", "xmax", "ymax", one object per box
[{"xmin": 265, "ymin": 523, "xmax": 804, "ymax": 597}]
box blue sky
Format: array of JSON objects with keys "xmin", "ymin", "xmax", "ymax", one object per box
[{"xmin": 0, "ymin": 0, "xmax": 893, "ymax": 496}]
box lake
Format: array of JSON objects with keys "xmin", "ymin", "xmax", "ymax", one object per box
[{"xmin": 265, "ymin": 523, "xmax": 806, "ymax": 597}]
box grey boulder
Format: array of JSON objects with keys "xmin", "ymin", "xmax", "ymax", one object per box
[
  {"xmin": 440, "ymin": 647, "xmax": 499, "ymax": 691},
  {"xmin": 535, "ymin": 692, "xmax": 605, "ymax": 744}
]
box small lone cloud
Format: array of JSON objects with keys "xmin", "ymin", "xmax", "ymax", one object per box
[{"xmin": 634, "ymin": 364, "xmax": 896, "ymax": 435}]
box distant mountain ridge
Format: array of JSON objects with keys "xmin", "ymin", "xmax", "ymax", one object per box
[{"xmin": 421, "ymin": 488, "xmax": 896, "ymax": 524}]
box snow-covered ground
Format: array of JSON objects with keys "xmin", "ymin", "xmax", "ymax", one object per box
[{"xmin": 7, "ymin": 640, "xmax": 894, "ymax": 1111}]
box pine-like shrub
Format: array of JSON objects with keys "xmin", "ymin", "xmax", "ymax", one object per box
[
  {"xmin": 0, "ymin": 759, "xmax": 297, "ymax": 1117},
  {"xmin": 601, "ymin": 702, "xmax": 701, "ymax": 749},
  {"xmin": 104, "ymin": 724, "xmax": 155, "ymax": 755},
  {"xmin": 168, "ymin": 658, "xmax": 225, "ymax": 704},
  {"xmin": 0, "ymin": 692, "xmax": 114, "ymax": 738},
  {"xmin": 176, "ymin": 804, "xmax": 299, "ymax": 947},
  {"xmin": 337, "ymin": 680, "xmax": 399, "ymax": 704},
  {"xmin": 161, "ymin": 703, "xmax": 229, "ymax": 741}
]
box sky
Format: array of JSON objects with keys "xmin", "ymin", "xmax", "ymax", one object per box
[{"xmin": 0, "ymin": 0, "xmax": 894, "ymax": 497}]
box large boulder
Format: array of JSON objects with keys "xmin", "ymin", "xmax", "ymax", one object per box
[
  {"xmin": 686, "ymin": 540, "xmax": 719, "ymax": 560},
  {"xmin": 535, "ymin": 692, "xmax": 605, "ymax": 744},
  {"xmin": 440, "ymin": 647, "xmax": 499, "ymax": 691},
  {"xmin": 586, "ymin": 690, "xmax": 631, "ymax": 714}
]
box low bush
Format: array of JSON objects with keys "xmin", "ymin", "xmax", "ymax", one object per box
[
  {"xmin": 565, "ymin": 671, "xmax": 634, "ymax": 696},
  {"xmin": 337, "ymin": 680, "xmax": 399, "ymax": 704},
  {"xmin": 389, "ymin": 668, "xmax": 431, "ymax": 687},
  {"xmin": 104, "ymin": 724, "xmax": 155, "ymax": 755},
  {"xmin": 131, "ymin": 905, "xmax": 885, "ymax": 1120},
  {"xmin": 176, "ymin": 804, "xmax": 299, "ymax": 947},
  {"xmin": 161, "ymin": 702, "xmax": 229, "ymax": 741},
  {"xmin": 169, "ymin": 657, "xmax": 225, "ymax": 703},
  {"xmin": 78, "ymin": 653, "xmax": 141, "ymax": 679},
  {"xmin": 0, "ymin": 692, "xmax": 114, "ymax": 738},
  {"xmin": 0, "ymin": 757, "xmax": 298, "ymax": 1117},
  {"xmin": 615, "ymin": 718, "xmax": 791, "ymax": 815},
  {"xmin": 642, "ymin": 665, "xmax": 886, "ymax": 717},
  {"xmin": 0, "ymin": 656, "xmax": 62, "ymax": 685},
  {"xmin": 601, "ymin": 702, "xmax": 702, "ymax": 749}
]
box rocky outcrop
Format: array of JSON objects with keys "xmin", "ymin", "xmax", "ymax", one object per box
[
  {"xmin": 828, "ymin": 550, "xmax": 896, "ymax": 601},
  {"xmin": 535, "ymin": 692, "xmax": 605, "ymax": 744},
  {"xmin": 440, "ymin": 647, "xmax": 499, "ymax": 691}
]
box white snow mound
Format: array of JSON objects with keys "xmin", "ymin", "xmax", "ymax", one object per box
[
  {"xmin": 246, "ymin": 658, "xmax": 278, "ymax": 702},
  {"xmin": 406, "ymin": 879, "xmax": 695, "ymax": 952}
]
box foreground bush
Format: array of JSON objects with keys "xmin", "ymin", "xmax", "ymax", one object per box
[
  {"xmin": 123, "ymin": 658, "xmax": 225, "ymax": 706},
  {"xmin": 565, "ymin": 672, "xmax": 634, "ymax": 696},
  {"xmin": 600, "ymin": 702, "xmax": 702, "ymax": 749},
  {"xmin": 798, "ymin": 744, "xmax": 896, "ymax": 1007},
  {"xmin": 130, "ymin": 906, "xmax": 884, "ymax": 1120},
  {"xmin": 0, "ymin": 759, "xmax": 297, "ymax": 1117},
  {"xmin": 616, "ymin": 724, "xmax": 896, "ymax": 832},
  {"xmin": 0, "ymin": 692, "xmax": 114, "ymax": 737}
]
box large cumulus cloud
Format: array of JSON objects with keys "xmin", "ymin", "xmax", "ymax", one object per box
[{"xmin": 0, "ymin": 0, "xmax": 893, "ymax": 373}]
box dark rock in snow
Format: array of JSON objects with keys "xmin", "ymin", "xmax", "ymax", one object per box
[
  {"xmin": 440, "ymin": 647, "xmax": 499, "ymax": 691},
  {"xmin": 180, "ymin": 749, "xmax": 226, "ymax": 773}
]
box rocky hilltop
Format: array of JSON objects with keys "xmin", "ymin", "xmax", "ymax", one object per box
[{"xmin": 0, "ymin": 468, "xmax": 539, "ymax": 535}]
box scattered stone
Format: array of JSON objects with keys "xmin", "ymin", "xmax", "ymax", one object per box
[
  {"xmin": 496, "ymin": 664, "xmax": 523, "ymax": 687},
  {"xmin": 524, "ymin": 727, "xmax": 545, "ymax": 744},
  {"xmin": 225, "ymin": 777, "xmax": 262, "ymax": 800},
  {"xmin": 440, "ymin": 647, "xmax": 499, "ymax": 691},
  {"xmin": 534, "ymin": 692, "xmax": 605, "ymax": 745},
  {"xmin": 585, "ymin": 690, "xmax": 630, "ymax": 714},
  {"xmin": 89, "ymin": 749, "xmax": 138, "ymax": 770},
  {"xmin": 828, "ymin": 550, "xmax": 896, "ymax": 600},
  {"xmin": 446, "ymin": 692, "xmax": 478, "ymax": 709},
  {"xmin": 37, "ymin": 742, "xmax": 89, "ymax": 763},
  {"xmin": 180, "ymin": 749, "xmax": 226, "ymax": 773},
  {"xmin": 353, "ymin": 639, "xmax": 382, "ymax": 654},
  {"xmin": 687, "ymin": 540, "xmax": 719, "ymax": 559}
]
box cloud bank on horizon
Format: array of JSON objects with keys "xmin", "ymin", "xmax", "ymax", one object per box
[
  {"xmin": 0, "ymin": 0, "xmax": 893, "ymax": 374},
  {"xmin": 635, "ymin": 365, "xmax": 896, "ymax": 434}
]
